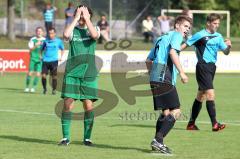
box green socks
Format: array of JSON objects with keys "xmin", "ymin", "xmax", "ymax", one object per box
[
  {"xmin": 26, "ymin": 76, "xmax": 39, "ymax": 88},
  {"xmin": 61, "ymin": 111, "xmax": 94, "ymax": 141},
  {"xmin": 26, "ymin": 76, "xmax": 31, "ymax": 87},
  {"xmin": 84, "ymin": 111, "xmax": 94, "ymax": 141},
  {"xmin": 61, "ymin": 112, "xmax": 72, "ymax": 140},
  {"xmin": 33, "ymin": 77, "xmax": 39, "ymax": 87}
]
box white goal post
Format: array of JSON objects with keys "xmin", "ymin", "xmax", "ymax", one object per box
[{"xmin": 161, "ymin": 9, "xmax": 230, "ymax": 38}]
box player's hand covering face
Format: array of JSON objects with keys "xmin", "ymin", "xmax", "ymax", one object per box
[
  {"xmin": 176, "ymin": 21, "xmax": 191, "ymax": 38},
  {"xmin": 81, "ymin": 7, "xmax": 90, "ymax": 20},
  {"xmin": 74, "ymin": 7, "xmax": 82, "ymax": 22},
  {"xmin": 207, "ymin": 19, "xmax": 220, "ymax": 33},
  {"xmin": 76, "ymin": 6, "xmax": 90, "ymax": 26}
]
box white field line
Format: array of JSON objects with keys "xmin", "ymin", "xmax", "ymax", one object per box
[
  {"xmin": 149, "ymin": 152, "xmax": 174, "ymax": 157},
  {"xmin": 0, "ymin": 109, "xmax": 54, "ymax": 116},
  {"xmin": 0, "ymin": 109, "xmax": 240, "ymax": 126}
]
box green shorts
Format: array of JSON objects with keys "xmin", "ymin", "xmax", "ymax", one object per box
[
  {"xmin": 29, "ymin": 60, "xmax": 42, "ymax": 72},
  {"xmin": 61, "ymin": 76, "xmax": 98, "ymax": 102}
]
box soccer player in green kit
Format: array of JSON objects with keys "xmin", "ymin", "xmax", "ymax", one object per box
[
  {"xmin": 24, "ymin": 27, "xmax": 45, "ymax": 93},
  {"xmin": 59, "ymin": 5, "xmax": 100, "ymax": 146}
]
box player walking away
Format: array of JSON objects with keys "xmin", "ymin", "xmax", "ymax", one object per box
[
  {"xmin": 41, "ymin": 27, "xmax": 64, "ymax": 95},
  {"xmin": 146, "ymin": 15, "xmax": 192, "ymax": 154},
  {"xmin": 181, "ymin": 13, "xmax": 231, "ymax": 131},
  {"xmin": 59, "ymin": 5, "xmax": 100, "ymax": 146},
  {"xmin": 24, "ymin": 27, "xmax": 45, "ymax": 93}
]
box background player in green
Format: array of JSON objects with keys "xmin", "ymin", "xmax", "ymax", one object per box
[
  {"xmin": 182, "ymin": 13, "xmax": 232, "ymax": 131},
  {"xmin": 24, "ymin": 27, "xmax": 45, "ymax": 93},
  {"xmin": 59, "ymin": 5, "xmax": 100, "ymax": 146}
]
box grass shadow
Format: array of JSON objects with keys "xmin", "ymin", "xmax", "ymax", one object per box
[
  {"xmin": 110, "ymin": 124, "xmax": 154, "ymax": 128},
  {"xmin": 0, "ymin": 135, "xmax": 56, "ymax": 145},
  {"xmin": 0, "ymin": 87, "xmax": 23, "ymax": 91},
  {"xmin": 71, "ymin": 141, "xmax": 150, "ymax": 153},
  {"xmin": 109, "ymin": 123, "xmax": 209, "ymax": 132}
]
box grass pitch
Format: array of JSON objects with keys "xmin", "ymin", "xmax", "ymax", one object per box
[{"xmin": 0, "ymin": 73, "xmax": 240, "ymax": 159}]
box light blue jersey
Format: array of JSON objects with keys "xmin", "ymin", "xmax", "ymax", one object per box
[
  {"xmin": 43, "ymin": 8, "xmax": 55, "ymax": 22},
  {"xmin": 42, "ymin": 38, "xmax": 64, "ymax": 62},
  {"xmin": 147, "ymin": 31, "xmax": 183, "ymax": 86},
  {"xmin": 186, "ymin": 29, "xmax": 227, "ymax": 63}
]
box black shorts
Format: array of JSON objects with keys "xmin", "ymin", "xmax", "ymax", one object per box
[
  {"xmin": 150, "ymin": 81, "xmax": 180, "ymax": 110},
  {"xmin": 196, "ymin": 63, "xmax": 216, "ymax": 91},
  {"xmin": 42, "ymin": 61, "xmax": 58, "ymax": 76}
]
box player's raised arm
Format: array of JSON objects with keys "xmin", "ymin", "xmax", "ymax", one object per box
[
  {"xmin": 169, "ymin": 48, "xmax": 188, "ymax": 83},
  {"xmin": 223, "ymin": 39, "xmax": 232, "ymax": 55},
  {"xmin": 82, "ymin": 7, "xmax": 99, "ymax": 40},
  {"xmin": 63, "ymin": 7, "xmax": 81, "ymax": 40}
]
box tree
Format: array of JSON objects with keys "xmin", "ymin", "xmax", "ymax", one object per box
[
  {"xmin": 215, "ymin": 0, "xmax": 240, "ymax": 36},
  {"xmin": 7, "ymin": 0, "xmax": 15, "ymax": 42},
  {"xmin": 170, "ymin": 0, "xmax": 189, "ymax": 9},
  {"xmin": 187, "ymin": 0, "xmax": 217, "ymax": 10}
]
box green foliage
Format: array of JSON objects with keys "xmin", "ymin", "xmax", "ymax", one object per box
[
  {"xmin": 188, "ymin": 0, "xmax": 217, "ymax": 10},
  {"xmin": 3, "ymin": 0, "xmax": 240, "ymax": 37},
  {"xmin": 0, "ymin": 1, "xmax": 7, "ymax": 17},
  {"xmin": 14, "ymin": 0, "xmax": 22, "ymax": 17},
  {"xmin": 214, "ymin": 0, "xmax": 240, "ymax": 36},
  {"xmin": 230, "ymin": 23, "xmax": 240, "ymax": 37},
  {"xmin": 170, "ymin": 0, "xmax": 189, "ymax": 9}
]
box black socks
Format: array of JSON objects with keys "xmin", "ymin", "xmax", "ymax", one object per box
[
  {"xmin": 42, "ymin": 78, "xmax": 47, "ymax": 90},
  {"xmin": 52, "ymin": 78, "xmax": 57, "ymax": 91},
  {"xmin": 155, "ymin": 114, "xmax": 176, "ymax": 143},
  {"xmin": 189, "ymin": 99, "xmax": 202, "ymax": 124},
  {"xmin": 206, "ymin": 100, "xmax": 217, "ymax": 126}
]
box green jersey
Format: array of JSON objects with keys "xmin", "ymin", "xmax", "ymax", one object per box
[
  {"xmin": 28, "ymin": 36, "xmax": 45, "ymax": 62},
  {"xmin": 65, "ymin": 26, "xmax": 99, "ymax": 78}
]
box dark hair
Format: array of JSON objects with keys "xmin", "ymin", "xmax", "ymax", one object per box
[
  {"xmin": 74, "ymin": 5, "xmax": 93, "ymax": 19},
  {"xmin": 206, "ymin": 13, "xmax": 222, "ymax": 23},
  {"xmin": 146, "ymin": 15, "xmax": 151, "ymax": 19},
  {"xmin": 174, "ymin": 15, "xmax": 193, "ymax": 28},
  {"xmin": 48, "ymin": 27, "xmax": 56, "ymax": 33},
  {"xmin": 68, "ymin": 2, "xmax": 73, "ymax": 7}
]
